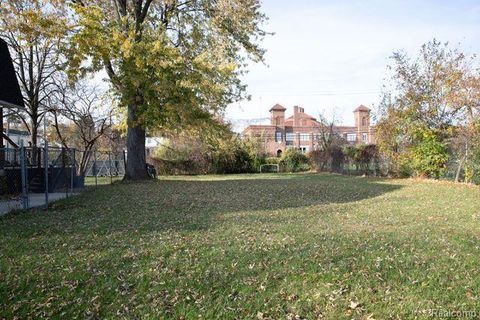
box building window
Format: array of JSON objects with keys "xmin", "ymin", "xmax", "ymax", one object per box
[
  {"xmin": 316, "ymin": 133, "xmax": 329, "ymax": 141},
  {"xmin": 346, "ymin": 133, "xmax": 356, "ymax": 142},
  {"xmin": 275, "ymin": 131, "xmax": 282, "ymax": 142},
  {"xmin": 285, "ymin": 132, "xmax": 294, "ymax": 141},
  {"xmin": 362, "ymin": 117, "xmax": 367, "ymax": 126},
  {"xmin": 300, "ymin": 133, "xmax": 310, "ymax": 141},
  {"xmin": 302, "ymin": 119, "xmax": 307, "ymax": 126},
  {"xmin": 285, "ymin": 132, "xmax": 294, "ymax": 145},
  {"xmin": 362, "ymin": 133, "xmax": 368, "ymax": 142}
]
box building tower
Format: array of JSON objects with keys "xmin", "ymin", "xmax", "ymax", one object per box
[
  {"xmin": 269, "ymin": 103, "xmax": 286, "ymax": 127},
  {"xmin": 354, "ymin": 105, "xmax": 371, "ymax": 143}
]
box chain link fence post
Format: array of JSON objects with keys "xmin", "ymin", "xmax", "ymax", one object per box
[
  {"xmin": 108, "ymin": 152, "xmax": 113, "ymax": 184},
  {"xmin": 70, "ymin": 149, "xmax": 75, "ymax": 195},
  {"xmin": 20, "ymin": 141, "xmax": 28, "ymax": 210},
  {"xmin": 123, "ymin": 150, "xmax": 127, "ymax": 176},
  {"xmin": 44, "ymin": 142, "xmax": 49, "ymax": 209},
  {"xmin": 94, "ymin": 150, "xmax": 98, "ymax": 187}
]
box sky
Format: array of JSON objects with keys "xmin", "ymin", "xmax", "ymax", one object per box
[{"xmin": 225, "ymin": 0, "xmax": 480, "ymax": 129}]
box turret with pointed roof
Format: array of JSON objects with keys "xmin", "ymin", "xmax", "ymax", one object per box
[
  {"xmin": 269, "ymin": 103, "xmax": 286, "ymax": 127},
  {"xmin": 269, "ymin": 103, "xmax": 287, "ymax": 112},
  {"xmin": 354, "ymin": 105, "xmax": 371, "ymax": 112},
  {"xmin": 354, "ymin": 104, "xmax": 371, "ymax": 133},
  {"xmin": 243, "ymin": 104, "xmax": 375, "ymax": 156}
]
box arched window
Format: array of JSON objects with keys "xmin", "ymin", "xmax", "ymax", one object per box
[{"xmin": 276, "ymin": 150, "xmax": 282, "ymax": 157}]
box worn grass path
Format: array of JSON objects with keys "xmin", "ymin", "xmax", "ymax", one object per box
[{"xmin": 1, "ymin": 173, "xmax": 479, "ymax": 319}]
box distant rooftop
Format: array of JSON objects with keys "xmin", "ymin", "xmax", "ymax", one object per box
[
  {"xmin": 269, "ymin": 103, "xmax": 287, "ymax": 112},
  {"xmin": 354, "ymin": 105, "xmax": 371, "ymax": 112}
]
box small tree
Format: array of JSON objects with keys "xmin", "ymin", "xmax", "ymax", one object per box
[
  {"xmin": 309, "ymin": 112, "xmax": 344, "ymax": 171},
  {"xmin": 49, "ymin": 81, "xmax": 113, "ymax": 175},
  {"xmin": 376, "ymin": 40, "xmax": 477, "ymax": 178}
]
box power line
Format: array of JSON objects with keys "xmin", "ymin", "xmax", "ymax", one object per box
[{"xmin": 247, "ymin": 90, "xmax": 381, "ymax": 97}]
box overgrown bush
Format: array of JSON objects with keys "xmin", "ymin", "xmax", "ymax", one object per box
[
  {"xmin": 468, "ymin": 147, "xmax": 480, "ymax": 184},
  {"xmin": 152, "ymin": 139, "xmax": 212, "ymax": 174},
  {"xmin": 280, "ymin": 149, "xmax": 310, "ymax": 172},
  {"xmin": 151, "ymin": 134, "xmax": 267, "ymax": 175},
  {"xmin": 342, "ymin": 144, "xmax": 379, "ymax": 175},
  {"xmin": 330, "ymin": 146, "xmax": 345, "ymax": 173},
  {"xmin": 211, "ymin": 139, "xmax": 255, "ymax": 174},
  {"xmin": 356, "ymin": 144, "xmax": 379, "ymax": 175},
  {"xmin": 265, "ymin": 157, "xmax": 280, "ymax": 164},
  {"xmin": 409, "ymin": 128, "xmax": 449, "ymax": 178},
  {"xmin": 308, "ymin": 149, "xmax": 330, "ymax": 171}
]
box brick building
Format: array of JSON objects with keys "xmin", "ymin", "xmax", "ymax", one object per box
[{"xmin": 242, "ymin": 104, "xmax": 374, "ymax": 157}]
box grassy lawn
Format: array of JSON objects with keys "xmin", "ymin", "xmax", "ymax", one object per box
[
  {"xmin": 85, "ymin": 175, "xmax": 123, "ymax": 186},
  {"xmin": 1, "ymin": 173, "xmax": 479, "ymax": 319}
]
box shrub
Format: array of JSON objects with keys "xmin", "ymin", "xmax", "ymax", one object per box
[
  {"xmin": 330, "ymin": 146, "xmax": 345, "ymax": 173},
  {"xmin": 356, "ymin": 144, "xmax": 379, "ymax": 175},
  {"xmin": 243, "ymin": 137, "xmax": 267, "ymax": 171},
  {"xmin": 410, "ymin": 128, "xmax": 449, "ymax": 178},
  {"xmin": 467, "ymin": 149, "xmax": 480, "ymax": 184},
  {"xmin": 265, "ymin": 157, "xmax": 280, "ymax": 164},
  {"xmin": 280, "ymin": 149, "xmax": 310, "ymax": 172},
  {"xmin": 152, "ymin": 139, "xmax": 211, "ymax": 174},
  {"xmin": 212, "ymin": 141, "xmax": 255, "ymax": 174},
  {"xmin": 152, "ymin": 134, "xmax": 266, "ymax": 175},
  {"xmin": 341, "ymin": 144, "xmax": 380, "ymax": 175},
  {"xmin": 308, "ymin": 149, "xmax": 330, "ymax": 172},
  {"xmin": 260, "ymin": 164, "xmax": 280, "ymax": 173}
]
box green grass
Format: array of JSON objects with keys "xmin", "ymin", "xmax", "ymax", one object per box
[
  {"xmin": 1, "ymin": 173, "xmax": 479, "ymax": 319},
  {"xmin": 85, "ymin": 175, "xmax": 123, "ymax": 186}
]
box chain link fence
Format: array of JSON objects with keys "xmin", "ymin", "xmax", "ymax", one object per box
[
  {"xmin": 0, "ymin": 144, "xmax": 125, "ymax": 214},
  {"xmin": 79, "ymin": 150, "xmax": 125, "ymax": 186}
]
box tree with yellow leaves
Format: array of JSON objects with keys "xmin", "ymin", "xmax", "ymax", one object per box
[
  {"xmin": 67, "ymin": 0, "xmax": 268, "ymax": 180},
  {"xmin": 0, "ymin": 0, "xmax": 68, "ymax": 147}
]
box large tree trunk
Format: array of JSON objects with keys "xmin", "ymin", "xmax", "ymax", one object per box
[
  {"xmin": 31, "ymin": 123, "xmax": 37, "ymax": 147},
  {"xmin": 124, "ymin": 103, "xmax": 149, "ymax": 180},
  {"xmin": 455, "ymin": 155, "xmax": 466, "ymax": 183}
]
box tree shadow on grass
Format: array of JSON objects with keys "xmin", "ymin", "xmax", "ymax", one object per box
[
  {"xmin": 0, "ymin": 173, "xmax": 403, "ymax": 237},
  {"xmin": 0, "ymin": 174, "xmax": 407, "ymax": 318}
]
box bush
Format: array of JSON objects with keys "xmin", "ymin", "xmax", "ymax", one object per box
[
  {"xmin": 212, "ymin": 142, "xmax": 255, "ymax": 174},
  {"xmin": 260, "ymin": 164, "xmax": 280, "ymax": 173},
  {"xmin": 308, "ymin": 149, "xmax": 330, "ymax": 171},
  {"xmin": 330, "ymin": 146, "xmax": 345, "ymax": 173},
  {"xmin": 265, "ymin": 157, "xmax": 280, "ymax": 164},
  {"xmin": 152, "ymin": 134, "xmax": 266, "ymax": 175},
  {"xmin": 341, "ymin": 144, "xmax": 379, "ymax": 175},
  {"xmin": 356, "ymin": 144, "xmax": 379, "ymax": 175},
  {"xmin": 152, "ymin": 139, "xmax": 212, "ymax": 175},
  {"xmin": 410, "ymin": 128, "xmax": 449, "ymax": 178},
  {"xmin": 467, "ymin": 148, "xmax": 480, "ymax": 184},
  {"xmin": 280, "ymin": 149, "xmax": 310, "ymax": 172}
]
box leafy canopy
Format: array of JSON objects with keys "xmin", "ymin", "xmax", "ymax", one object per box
[
  {"xmin": 376, "ymin": 40, "xmax": 479, "ymax": 178},
  {"xmin": 67, "ymin": 0, "xmax": 267, "ymax": 132}
]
